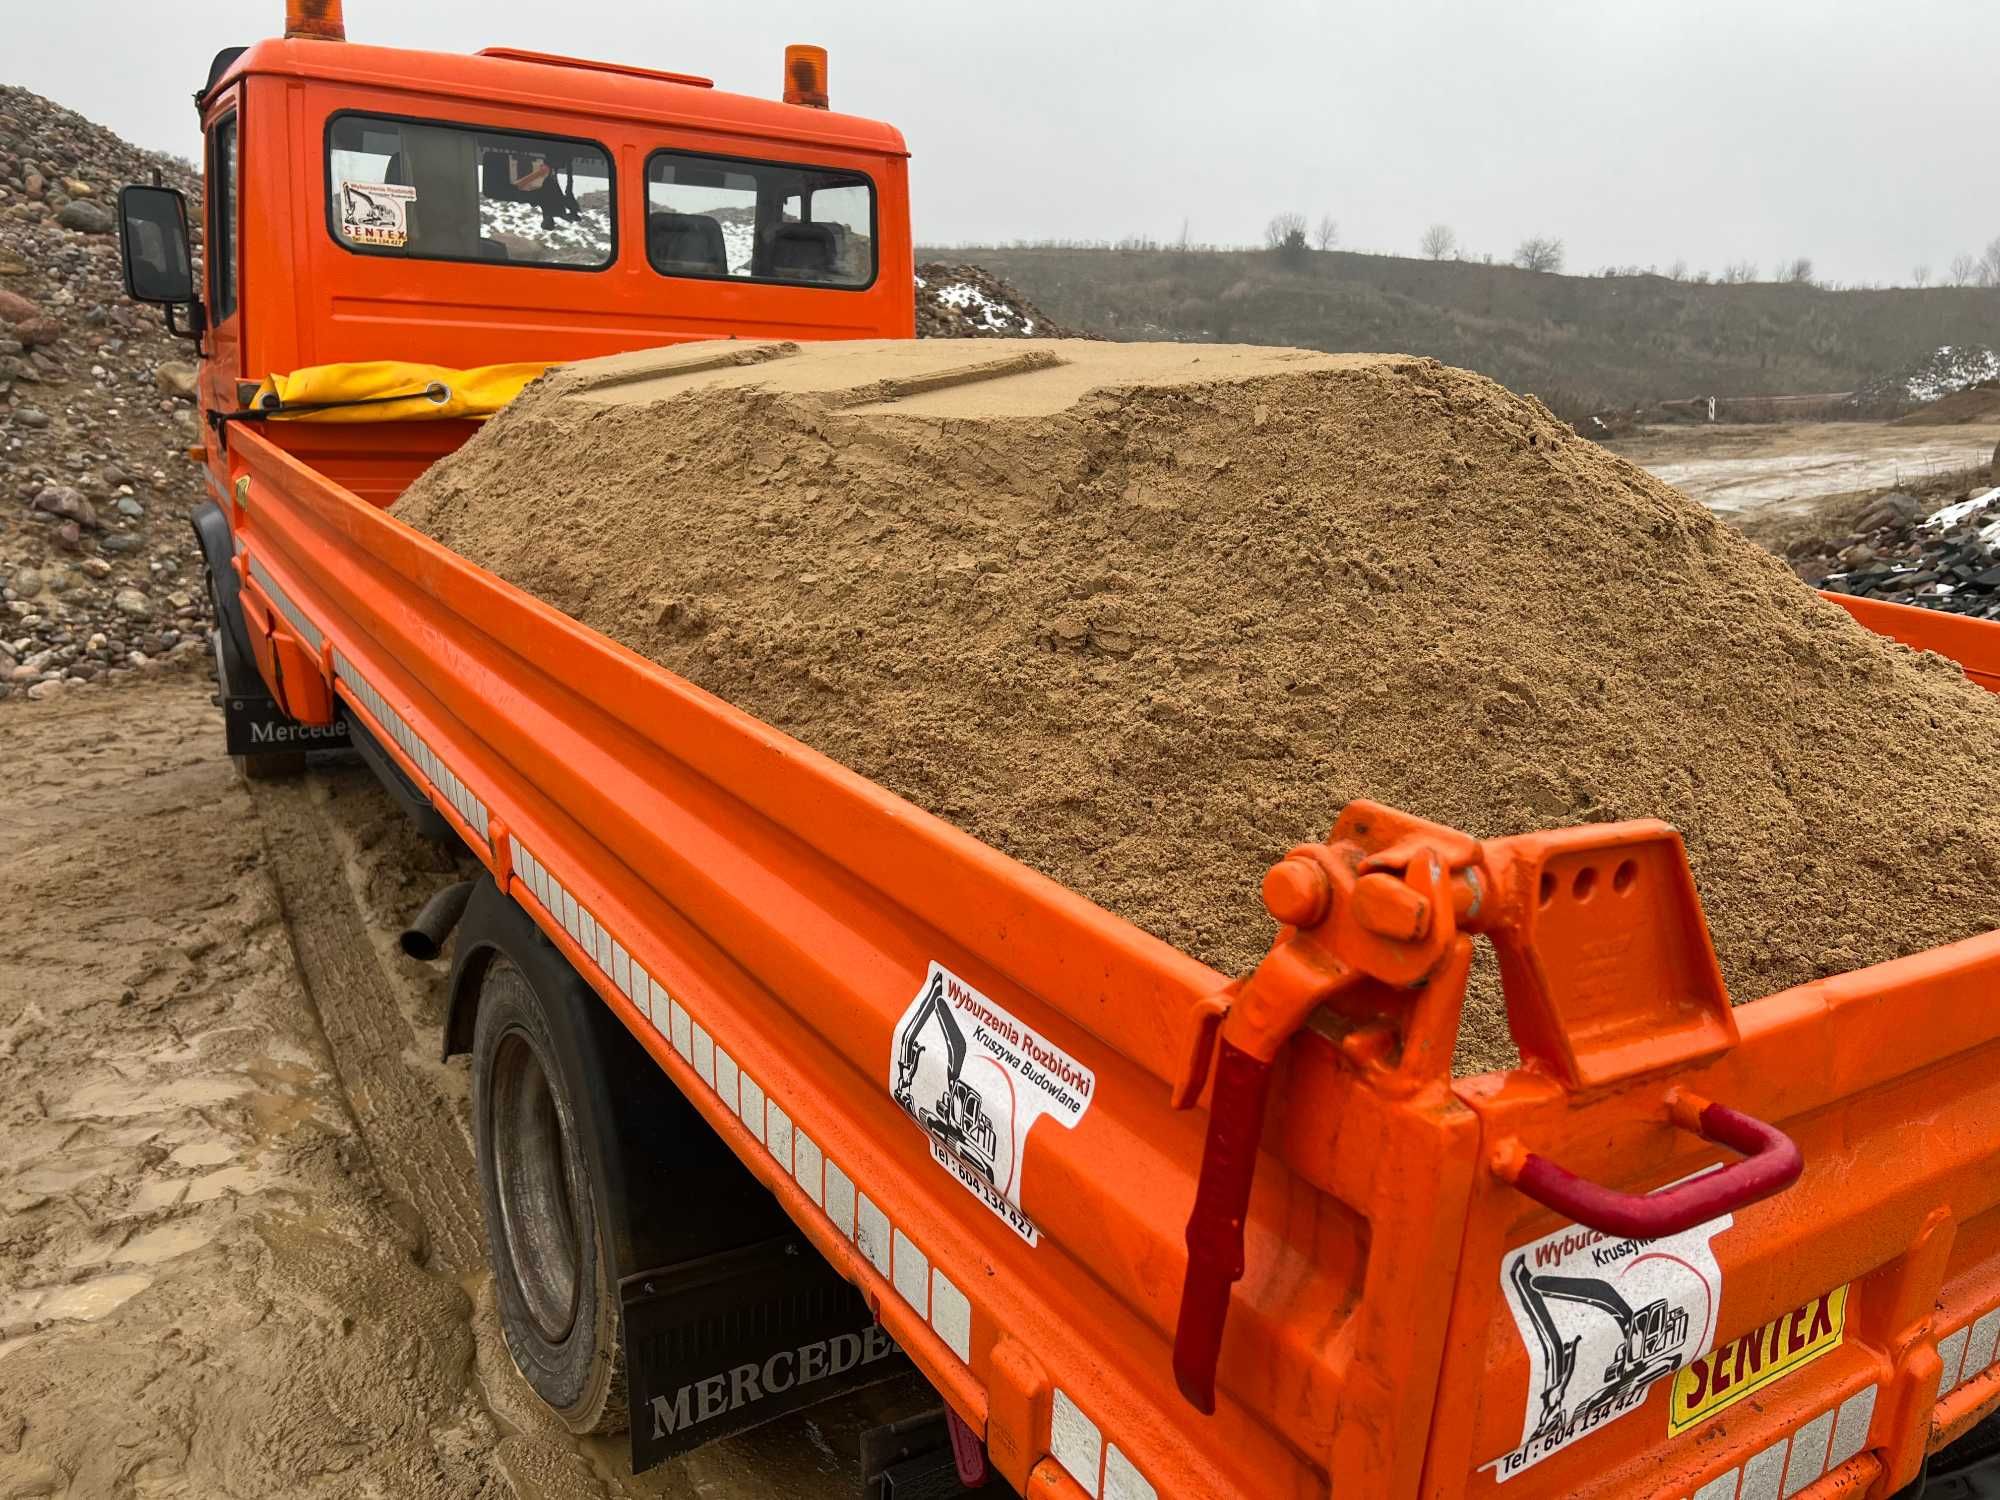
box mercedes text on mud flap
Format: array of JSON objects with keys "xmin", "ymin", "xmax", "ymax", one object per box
[{"xmin": 122, "ymin": 2, "xmax": 2000, "ymax": 1495}]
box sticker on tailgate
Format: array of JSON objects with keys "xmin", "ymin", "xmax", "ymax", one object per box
[
  {"xmin": 1667, "ymin": 1285, "xmax": 1848, "ymax": 1435},
  {"xmin": 888, "ymin": 962, "xmax": 1094, "ymax": 1247},
  {"xmin": 1487, "ymin": 1202, "xmax": 1732, "ymax": 1482}
]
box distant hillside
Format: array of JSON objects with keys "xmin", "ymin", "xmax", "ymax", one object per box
[{"xmin": 930, "ymin": 245, "xmax": 2000, "ymax": 418}]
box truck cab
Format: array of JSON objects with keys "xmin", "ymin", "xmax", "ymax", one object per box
[{"xmin": 171, "ymin": 10, "xmax": 912, "ymax": 505}]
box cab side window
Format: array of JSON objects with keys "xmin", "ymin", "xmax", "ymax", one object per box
[
  {"xmin": 208, "ymin": 115, "xmax": 238, "ymax": 320},
  {"xmin": 325, "ymin": 113, "xmax": 615, "ymax": 270}
]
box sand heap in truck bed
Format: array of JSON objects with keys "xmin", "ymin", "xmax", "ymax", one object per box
[{"xmin": 395, "ymin": 340, "xmax": 2000, "ymax": 1071}]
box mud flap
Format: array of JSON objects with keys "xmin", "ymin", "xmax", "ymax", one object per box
[
  {"xmin": 192, "ymin": 498, "xmax": 350, "ymax": 761},
  {"xmin": 622, "ymin": 1236, "xmax": 913, "ymax": 1472}
]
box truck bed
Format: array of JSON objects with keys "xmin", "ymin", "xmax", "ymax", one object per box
[{"xmin": 221, "ymin": 420, "xmax": 2000, "ymax": 1500}]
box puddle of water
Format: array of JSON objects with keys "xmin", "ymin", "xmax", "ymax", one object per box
[
  {"xmin": 112, "ymin": 1220, "xmax": 220, "ymax": 1265},
  {"xmin": 169, "ymin": 1140, "xmax": 236, "ymax": 1168},
  {"xmin": 60, "ymin": 1074, "xmax": 247, "ymax": 1119},
  {"xmin": 0, "ymin": 1272, "xmax": 152, "ymax": 1332}
]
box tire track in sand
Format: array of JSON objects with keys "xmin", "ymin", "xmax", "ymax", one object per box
[{"xmin": 249, "ymin": 776, "xmax": 486, "ymax": 1273}]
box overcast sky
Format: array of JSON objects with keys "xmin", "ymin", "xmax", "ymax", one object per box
[{"xmin": 8, "ymin": 0, "xmax": 1994, "ymax": 285}]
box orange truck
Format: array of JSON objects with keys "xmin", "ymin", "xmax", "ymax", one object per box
[{"xmin": 112, "ymin": 4, "xmax": 2000, "ymax": 1496}]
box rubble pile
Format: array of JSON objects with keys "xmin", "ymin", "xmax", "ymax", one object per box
[
  {"xmin": 1796, "ymin": 485, "xmax": 2000, "ymax": 619},
  {"xmin": 916, "ymin": 262, "xmax": 1086, "ymax": 339},
  {"xmin": 0, "ymin": 85, "xmax": 212, "ymax": 702}
]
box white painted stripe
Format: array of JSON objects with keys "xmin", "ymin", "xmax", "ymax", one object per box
[
  {"xmin": 1739, "ymin": 1437, "xmax": 1789, "ymax": 1500},
  {"xmin": 578, "ymin": 907, "xmax": 596, "ymax": 957},
  {"xmin": 739, "ymin": 1074, "xmax": 766, "ymax": 1145},
  {"xmin": 1964, "ymin": 1306, "xmax": 2000, "ymax": 1381},
  {"xmin": 691, "ymin": 1022, "xmax": 714, "ymax": 1087},
  {"xmin": 670, "ymin": 1000, "xmax": 692, "ymax": 1061},
  {"xmin": 560, "ymin": 887, "xmax": 580, "ymax": 940},
  {"xmin": 1693, "ymin": 1471, "xmax": 1739, "ymax": 1500},
  {"xmin": 611, "ymin": 941, "xmax": 631, "ymax": 998},
  {"xmin": 1104, "ymin": 1446, "xmax": 1157, "ymax": 1500},
  {"xmin": 508, "ymin": 834, "xmax": 523, "ymax": 871},
  {"xmin": 1827, "ymin": 1385, "xmax": 1877, "ymax": 1470},
  {"xmin": 593, "ymin": 923, "xmax": 612, "ymax": 974},
  {"xmin": 647, "ymin": 976, "xmax": 670, "ymax": 1033},
  {"xmin": 892, "ymin": 1229, "xmax": 929, "ymax": 1316},
  {"xmin": 793, "ymin": 1131, "xmax": 823, "ymax": 1206},
  {"xmin": 1939, "ymin": 1326, "xmax": 1972, "ymax": 1392},
  {"xmin": 1782, "ymin": 1408, "xmax": 1835, "ymax": 1495},
  {"xmin": 714, "ymin": 1047, "xmax": 740, "ymax": 1116},
  {"xmin": 931, "ymin": 1269, "xmax": 971, "ymax": 1362},
  {"xmin": 824, "ymin": 1159, "xmax": 855, "ymax": 1238},
  {"xmin": 1051, "ymin": 1389, "xmax": 1103, "ymax": 1499},
  {"xmin": 767, "ymin": 1101, "xmax": 793, "ymax": 1172},
  {"xmin": 855, "ymin": 1192, "xmax": 891, "ymax": 1279}
]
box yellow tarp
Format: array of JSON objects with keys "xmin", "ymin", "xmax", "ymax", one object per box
[{"xmin": 248, "ymin": 361, "xmax": 551, "ymax": 422}]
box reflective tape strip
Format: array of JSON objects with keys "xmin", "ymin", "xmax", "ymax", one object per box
[
  {"xmin": 1827, "ymin": 1385, "xmax": 1876, "ymax": 1470},
  {"xmin": 1052, "ymin": 1389, "xmax": 1104, "ymax": 1499},
  {"xmin": 1781, "ymin": 1408, "xmax": 1835, "ymax": 1496},
  {"xmin": 1693, "ymin": 1472, "xmax": 1739, "ymax": 1500},
  {"xmin": 1941, "ymin": 1326, "xmax": 1975, "ymax": 1391},
  {"xmin": 500, "ymin": 830, "xmax": 1162, "ymax": 1500},
  {"xmin": 331, "ymin": 647, "xmax": 490, "ymax": 841},
  {"xmin": 1961, "ymin": 1306, "xmax": 2000, "ymax": 1387},
  {"xmin": 247, "ymin": 553, "xmax": 324, "ymax": 650},
  {"xmin": 1739, "ymin": 1436, "xmax": 1789, "ymax": 1500}
]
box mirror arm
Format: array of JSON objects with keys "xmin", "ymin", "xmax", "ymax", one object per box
[{"xmin": 162, "ymin": 298, "xmax": 208, "ymax": 352}]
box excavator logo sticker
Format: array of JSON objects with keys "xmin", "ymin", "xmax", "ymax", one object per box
[
  {"xmin": 889, "ymin": 963, "xmax": 1094, "ymax": 1246},
  {"xmin": 1487, "ymin": 1195, "xmax": 1731, "ymax": 1481},
  {"xmin": 338, "ymin": 180, "xmax": 415, "ymax": 248}
]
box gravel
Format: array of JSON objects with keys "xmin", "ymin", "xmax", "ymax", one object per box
[{"xmin": 0, "ymin": 85, "xmax": 214, "ymax": 702}]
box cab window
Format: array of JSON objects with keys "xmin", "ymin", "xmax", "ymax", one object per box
[
  {"xmin": 326, "ymin": 113, "xmax": 614, "ymax": 269},
  {"xmin": 208, "ymin": 115, "xmax": 238, "ymax": 319},
  {"xmin": 644, "ymin": 150, "xmax": 874, "ymax": 289}
]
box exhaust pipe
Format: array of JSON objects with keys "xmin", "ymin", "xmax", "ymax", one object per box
[{"xmin": 400, "ymin": 880, "xmax": 474, "ymax": 961}]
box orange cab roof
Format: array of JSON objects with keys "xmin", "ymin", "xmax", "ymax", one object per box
[{"xmin": 212, "ymin": 36, "xmax": 910, "ymax": 157}]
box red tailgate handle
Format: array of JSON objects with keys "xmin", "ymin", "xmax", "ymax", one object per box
[{"xmin": 1495, "ymin": 1091, "xmax": 1803, "ymax": 1239}]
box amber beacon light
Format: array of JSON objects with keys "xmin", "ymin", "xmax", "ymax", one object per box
[
  {"xmin": 783, "ymin": 45, "xmax": 829, "ymax": 108},
  {"xmin": 285, "ymin": 0, "xmax": 346, "ymax": 41}
]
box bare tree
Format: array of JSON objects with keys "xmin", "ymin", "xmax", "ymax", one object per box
[
  {"xmin": 1948, "ymin": 253, "xmax": 1978, "ymax": 287},
  {"xmin": 1418, "ymin": 223, "xmax": 1457, "ymax": 260},
  {"xmin": 1313, "ymin": 214, "xmax": 1339, "ymax": 252},
  {"xmin": 1513, "ymin": 235, "xmax": 1564, "ymax": 273},
  {"xmin": 1667, "ymin": 259, "xmax": 1688, "ymax": 281},
  {"xmin": 1720, "ymin": 260, "xmax": 1758, "ymax": 284},
  {"xmin": 1264, "ymin": 211, "xmax": 1309, "ymax": 267},
  {"xmin": 1980, "ymin": 237, "xmax": 2000, "ymax": 288},
  {"xmin": 1911, "ymin": 265, "xmax": 1932, "ymax": 288}
]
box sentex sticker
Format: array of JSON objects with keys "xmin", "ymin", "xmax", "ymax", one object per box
[
  {"xmin": 338, "ymin": 179, "xmax": 415, "ymax": 247},
  {"xmin": 1486, "ymin": 1197, "xmax": 1731, "ymax": 1482},
  {"xmin": 889, "ymin": 962, "xmax": 1094, "ymax": 1246},
  {"xmin": 1668, "ymin": 1285, "xmax": 1848, "ymax": 1435}
]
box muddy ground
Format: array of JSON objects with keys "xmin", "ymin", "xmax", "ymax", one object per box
[
  {"xmin": 0, "ymin": 674, "xmax": 926, "ymax": 1499},
  {"xmin": 1610, "ymin": 419, "xmax": 2000, "ymax": 517}
]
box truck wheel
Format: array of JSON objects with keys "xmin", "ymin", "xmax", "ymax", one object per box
[{"xmin": 472, "ymin": 957, "xmax": 627, "ymax": 1433}]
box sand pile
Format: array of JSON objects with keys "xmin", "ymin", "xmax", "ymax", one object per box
[{"xmin": 395, "ymin": 340, "xmax": 2000, "ymax": 1071}]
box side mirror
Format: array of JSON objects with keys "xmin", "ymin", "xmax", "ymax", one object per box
[{"xmin": 118, "ymin": 184, "xmax": 196, "ymax": 304}]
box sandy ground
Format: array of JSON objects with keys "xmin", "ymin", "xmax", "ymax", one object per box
[
  {"xmin": 1611, "ymin": 421, "xmax": 2000, "ymax": 516},
  {"xmin": 0, "ymin": 676, "xmax": 926, "ymax": 1499}
]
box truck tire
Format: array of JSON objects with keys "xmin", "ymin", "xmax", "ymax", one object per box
[{"xmin": 471, "ymin": 955, "xmax": 627, "ymax": 1434}]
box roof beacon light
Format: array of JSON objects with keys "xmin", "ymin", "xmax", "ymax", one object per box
[
  {"xmin": 285, "ymin": 0, "xmax": 346, "ymax": 41},
  {"xmin": 783, "ymin": 45, "xmax": 829, "ymax": 109}
]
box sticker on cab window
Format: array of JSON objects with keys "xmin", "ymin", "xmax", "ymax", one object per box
[
  {"xmin": 1487, "ymin": 1200, "xmax": 1731, "ymax": 1482},
  {"xmin": 1667, "ymin": 1284, "xmax": 1847, "ymax": 1435},
  {"xmin": 338, "ymin": 180, "xmax": 415, "ymax": 247}
]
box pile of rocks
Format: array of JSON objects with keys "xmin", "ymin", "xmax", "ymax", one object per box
[
  {"xmin": 915, "ymin": 262, "xmax": 1085, "ymax": 340},
  {"xmin": 1792, "ymin": 486, "xmax": 2000, "ymax": 619},
  {"xmin": 0, "ymin": 85, "xmax": 211, "ymax": 702}
]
